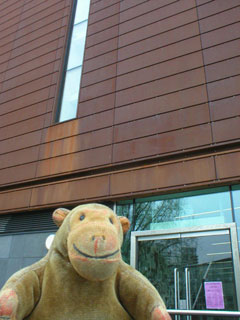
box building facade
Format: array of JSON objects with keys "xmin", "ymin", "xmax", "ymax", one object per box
[{"xmin": 1, "ymin": 0, "xmax": 240, "ymax": 314}]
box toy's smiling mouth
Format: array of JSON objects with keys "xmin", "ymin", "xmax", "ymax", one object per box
[{"xmin": 73, "ymin": 243, "xmax": 119, "ymax": 259}]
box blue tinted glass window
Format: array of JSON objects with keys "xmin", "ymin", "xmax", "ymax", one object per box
[
  {"xmin": 67, "ymin": 21, "xmax": 88, "ymax": 70},
  {"xmin": 59, "ymin": 67, "xmax": 82, "ymax": 122},
  {"xmin": 232, "ymin": 185, "xmax": 240, "ymax": 246},
  {"xmin": 58, "ymin": 0, "xmax": 90, "ymax": 122},
  {"xmin": 75, "ymin": 0, "xmax": 90, "ymax": 24}
]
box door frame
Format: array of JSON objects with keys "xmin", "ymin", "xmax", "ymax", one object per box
[{"xmin": 130, "ymin": 223, "xmax": 240, "ymax": 310}]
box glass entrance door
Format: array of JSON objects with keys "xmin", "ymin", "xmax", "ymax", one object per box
[{"xmin": 130, "ymin": 224, "xmax": 240, "ymax": 317}]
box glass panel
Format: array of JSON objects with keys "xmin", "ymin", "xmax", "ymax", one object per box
[
  {"xmin": 137, "ymin": 189, "xmax": 232, "ymax": 230},
  {"xmin": 117, "ymin": 189, "xmax": 233, "ymax": 263},
  {"xmin": 75, "ymin": 0, "xmax": 91, "ymax": 24},
  {"xmin": 67, "ymin": 20, "xmax": 88, "ymax": 70},
  {"xmin": 137, "ymin": 232, "xmax": 238, "ymax": 318},
  {"xmin": 59, "ymin": 67, "xmax": 82, "ymax": 122},
  {"xmin": 232, "ymin": 185, "xmax": 240, "ymax": 249}
]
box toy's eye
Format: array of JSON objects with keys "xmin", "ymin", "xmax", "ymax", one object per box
[
  {"xmin": 79, "ymin": 214, "xmax": 85, "ymax": 221},
  {"xmin": 109, "ymin": 218, "xmax": 114, "ymax": 224}
]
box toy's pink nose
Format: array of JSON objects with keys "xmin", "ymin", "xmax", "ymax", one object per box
[{"xmin": 92, "ymin": 235, "xmax": 106, "ymax": 254}]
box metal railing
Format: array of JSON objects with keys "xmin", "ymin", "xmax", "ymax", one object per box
[{"xmin": 167, "ymin": 309, "xmax": 240, "ymax": 317}]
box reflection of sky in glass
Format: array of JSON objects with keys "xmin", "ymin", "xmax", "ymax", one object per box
[
  {"xmin": 59, "ymin": 67, "xmax": 82, "ymax": 122},
  {"xmin": 232, "ymin": 186, "xmax": 240, "ymax": 246},
  {"xmin": 59, "ymin": 0, "xmax": 90, "ymax": 122},
  {"xmin": 67, "ymin": 21, "xmax": 88, "ymax": 70},
  {"xmin": 74, "ymin": 0, "xmax": 90, "ymax": 24},
  {"xmin": 149, "ymin": 190, "xmax": 232, "ymax": 230}
]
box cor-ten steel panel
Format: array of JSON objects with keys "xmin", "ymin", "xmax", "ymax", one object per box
[
  {"xmin": 119, "ymin": 8, "xmax": 197, "ymax": 48},
  {"xmin": 203, "ymin": 39, "xmax": 240, "ymax": 65},
  {"xmin": 30, "ymin": 175, "xmax": 110, "ymax": 207},
  {"xmin": 117, "ymin": 36, "xmax": 202, "ymax": 76},
  {"xmin": 0, "ymin": 88, "xmax": 50, "ymax": 116},
  {"xmin": 83, "ymin": 50, "xmax": 118, "ymax": 73},
  {"xmin": 199, "ymin": 6, "xmax": 240, "ymax": 33},
  {"xmin": 207, "ymin": 75, "xmax": 240, "ymax": 102},
  {"xmin": 39, "ymin": 127, "xmax": 113, "ymax": 160},
  {"xmin": 210, "ymin": 96, "xmax": 240, "ymax": 121},
  {"xmin": 0, "ymin": 189, "xmax": 32, "ymax": 212},
  {"xmin": 114, "ymin": 86, "xmax": 208, "ymax": 124},
  {"xmin": 110, "ymin": 157, "xmax": 216, "ymax": 195},
  {"xmin": 0, "ymin": 115, "xmax": 45, "ymax": 141},
  {"xmin": 0, "ymin": 163, "xmax": 37, "ymax": 186},
  {"xmin": 86, "ymin": 25, "xmax": 119, "ymax": 48},
  {"xmin": 215, "ymin": 151, "xmax": 240, "ymax": 180},
  {"xmin": 77, "ymin": 93, "xmax": 115, "ymax": 118},
  {"xmin": 36, "ymin": 145, "xmax": 112, "ymax": 178},
  {"xmin": 118, "ymin": 21, "xmax": 200, "ymax": 61},
  {"xmin": 212, "ymin": 118, "xmax": 240, "ymax": 143},
  {"xmin": 116, "ymin": 52, "xmax": 203, "ymax": 91},
  {"xmin": 197, "ymin": 0, "xmax": 239, "ymax": 19},
  {"xmin": 113, "ymin": 124, "xmax": 212, "ymax": 163},
  {"xmin": 114, "ymin": 104, "xmax": 210, "ymax": 143}
]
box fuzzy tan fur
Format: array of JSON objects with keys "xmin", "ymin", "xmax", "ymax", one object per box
[{"xmin": 0, "ymin": 204, "xmax": 170, "ymax": 320}]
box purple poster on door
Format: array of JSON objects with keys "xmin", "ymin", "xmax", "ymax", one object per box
[{"xmin": 204, "ymin": 282, "xmax": 225, "ymax": 309}]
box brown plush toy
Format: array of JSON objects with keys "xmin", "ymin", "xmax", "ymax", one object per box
[{"xmin": 0, "ymin": 204, "xmax": 171, "ymax": 320}]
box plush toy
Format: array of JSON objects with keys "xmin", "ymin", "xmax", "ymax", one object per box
[{"xmin": 0, "ymin": 204, "xmax": 171, "ymax": 320}]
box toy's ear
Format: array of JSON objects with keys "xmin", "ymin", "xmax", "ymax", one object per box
[
  {"xmin": 118, "ymin": 216, "xmax": 130, "ymax": 234},
  {"xmin": 52, "ymin": 208, "xmax": 70, "ymax": 227}
]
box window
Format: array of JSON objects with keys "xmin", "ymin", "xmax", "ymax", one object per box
[
  {"xmin": 57, "ymin": 0, "xmax": 91, "ymax": 122},
  {"xmin": 116, "ymin": 187, "xmax": 234, "ymax": 263}
]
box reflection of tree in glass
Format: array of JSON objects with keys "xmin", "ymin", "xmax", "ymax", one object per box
[
  {"xmin": 117, "ymin": 200, "xmax": 199, "ymax": 308},
  {"xmin": 117, "ymin": 199, "xmax": 183, "ymax": 264}
]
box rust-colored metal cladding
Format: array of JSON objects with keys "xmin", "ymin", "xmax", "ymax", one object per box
[
  {"xmin": 0, "ymin": 101, "xmax": 48, "ymax": 126},
  {"xmin": 216, "ymin": 151, "xmax": 240, "ymax": 180},
  {"xmin": 207, "ymin": 75, "xmax": 240, "ymax": 102},
  {"xmin": 118, "ymin": 21, "xmax": 200, "ymax": 61},
  {"xmin": 86, "ymin": 25, "xmax": 119, "ymax": 48},
  {"xmin": 201, "ymin": 22, "xmax": 240, "ymax": 49},
  {"xmin": 80, "ymin": 78, "xmax": 116, "ymax": 101},
  {"xmin": 0, "ymin": 147, "xmax": 39, "ymax": 171},
  {"xmin": 88, "ymin": 2, "xmax": 119, "ymax": 25},
  {"xmin": 210, "ymin": 96, "xmax": 240, "ymax": 122},
  {"xmin": 119, "ymin": 7, "xmax": 197, "ymax": 47},
  {"xmin": 114, "ymin": 86, "xmax": 208, "ymax": 124},
  {"xmin": 0, "ymin": 88, "xmax": 50, "ymax": 115},
  {"xmin": 0, "ymin": 131, "xmax": 42, "ymax": 154},
  {"xmin": 83, "ymin": 50, "xmax": 118, "ymax": 73},
  {"xmin": 116, "ymin": 68, "xmax": 206, "ymax": 107},
  {"xmin": 36, "ymin": 145, "xmax": 112, "ymax": 178},
  {"xmin": 0, "ymin": 189, "xmax": 32, "ymax": 212},
  {"xmin": 0, "ymin": 116, "xmax": 45, "ymax": 141},
  {"xmin": 197, "ymin": 0, "xmax": 239, "ymax": 19},
  {"xmin": 117, "ymin": 35, "xmax": 202, "ymax": 76},
  {"xmin": 0, "ymin": 163, "xmax": 37, "ymax": 186},
  {"xmin": 77, "ymin": 93, "xmax": 115, "ymax": 117},
  {"xmin": 84, "ymin": 37, "xmax": 118, "ymax": 60},
  {"xmin": 212, "ymin": 118, "xmax": 240, "ymax": 144},
  {"xmin": 87, "ymin": 14, "xmax": 119, "ymax": 36},
  {"xmin": 205, "ymin": 57, "xmax": 240, "ymax": 83},
  {"xmin": 0, "ymin": 0, "xmax": 239, "ymax": 215},
  {"xmin": 114, "ymin": 104, "xmax": 209, "ymax": 143},
  {"xmin": 203, "ymin": 39, "xmax": 240, "ymax": 65},
  {"xmin": 90, "ymin": 0, "xmax": 120, "ymax": 15},
  {"xmin": 39, "ymin": 127, "xmax": 113, "ymax": 160},
  {"xmin": 116, "ymin": 52, "xmax": 204, "ymax": 91},
  {"xmin": 81, "ymin": 64, "xmax": 117, "ymax": 88},
  {"xmin": 30, "ymin": 175, "xmax": 110, "ymax": 207},
  {"xmin": 110, "ymin": 157, "xmax": 216, "ymax": 196},
  {"xmin": 113, "ymin": 124, "xmax": 212, "ymax": 163},
  {"xmin": 199, "ymin": 6, "xmax": 240, "ymax": 33}
]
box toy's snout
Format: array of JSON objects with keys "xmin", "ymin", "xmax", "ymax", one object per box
[{"xmin": 91, "ymin": 235, "xmax": 106, "ymax": 254}]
